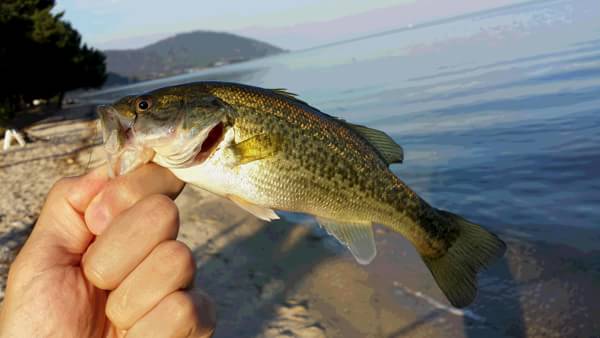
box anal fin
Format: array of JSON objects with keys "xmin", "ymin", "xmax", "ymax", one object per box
[
  {"xmin": 228, "ymin": 195, "xmax": 279, "ymax": 221},
  {"xmin": 316, "ymin": 217, "xmax": 377, "ymax": 265}
]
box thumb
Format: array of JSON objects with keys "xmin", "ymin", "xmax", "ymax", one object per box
[{"xmin": 16, "ymin": 166, "xmax": 109, "ymax": 271}]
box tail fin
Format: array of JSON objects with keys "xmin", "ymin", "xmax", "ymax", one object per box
[{"xmin": 421, "ymin": 210, "xmax": 506, "ymax": 308}]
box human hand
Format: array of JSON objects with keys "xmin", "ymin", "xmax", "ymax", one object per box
[{"xmin": 0, "ymin": 164, "xmax": 216, "ymax": 338}]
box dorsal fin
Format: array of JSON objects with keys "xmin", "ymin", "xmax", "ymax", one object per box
[
  {"xmin": 270, "ymin": 88, "xmax": 299, "ymax": 99},
  {"xmin": 268, "ymin": 88, "xmax": 312, "ymax": 105},
  {"xmin": 346, "ymin": 123, "xmax": 403, "ymax": 165}
]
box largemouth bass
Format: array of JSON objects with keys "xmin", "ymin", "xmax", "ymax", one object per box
[{"xmin": 97, "ymin": 81, "xmax": 506, "ymax": 308}]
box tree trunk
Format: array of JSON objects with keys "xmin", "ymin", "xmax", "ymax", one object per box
[
  {"xmin": 56, "ymin": 91, "xmax": 65, "ymax": 109},
  {"xmin": 8, "ymin": 95, "xmax": 19, "ymax": 120}
]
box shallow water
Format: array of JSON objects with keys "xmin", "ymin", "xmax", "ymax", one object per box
[{"xmin": 82, "ymin": 0, "xmax": 600, "ymax": 336}]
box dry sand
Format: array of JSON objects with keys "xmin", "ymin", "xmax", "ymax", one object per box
[{"xmin": 1, "ymin": 105, "xmax": 599, "ymax": 338}]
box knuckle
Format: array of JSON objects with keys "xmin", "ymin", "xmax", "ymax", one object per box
[
  {"xmin": 105, "ymin": 180, "xmax": 139, "ymax": 206},
  {"xmin": 148, "ymin": 194, "xmax": 179, "ymax": 218},
  {"xmin": 82, "ymin": 258, "xmax": 117, "ymax": 290},
  {"xmin": 105, "ymin": 294, "xmax": 131, "ymax": 329},
  {"xmin": 48, "ymin": 177, "xmax": 73, "ymax": 197},
  {"xmin": 156, "ymin": 240, "xmax": 195, "ymax": 276},
  {"xmin": 144, "ymin": 194, "xmax": 179, "ymax": 230},
  {"xmin": 169, "ymin": 292, "xmax": 198, "ymax": 327}
]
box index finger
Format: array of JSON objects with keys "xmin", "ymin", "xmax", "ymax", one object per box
[{"xmin": 85, "ymin": 163, "xmax": 184, "ymax": 235}]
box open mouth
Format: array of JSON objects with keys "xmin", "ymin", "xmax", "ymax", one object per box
[
  {"xmin": 194, "ymin": 122, "xmax": 224, "ymax": 163},
  {"xmin": 98, "ymin": 105, "xmax": 137, "ymax": 149},
  {"xmin": 97, "ymin": 104, "xmax": 153, "ymax": 176}
]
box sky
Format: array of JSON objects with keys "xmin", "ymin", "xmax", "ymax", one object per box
[{"xmin": 53, "ymin": 0, "xmax": 529, "ymax": 51}]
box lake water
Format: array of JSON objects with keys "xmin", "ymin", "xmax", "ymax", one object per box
[
  {"xmin": 81, "ymin": 0, "xmax": 600, "ymax": 336},
  {"xmin": 85, "ymin": 0, "xmax": 600, "ymax": 235}
]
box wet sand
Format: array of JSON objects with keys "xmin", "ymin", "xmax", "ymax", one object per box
[{"xmin": 0, "ymin": 105, "xmax": 598, "ymax": 337}]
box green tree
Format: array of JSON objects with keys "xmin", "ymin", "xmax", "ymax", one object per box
[{"xmin": 0, "ymin": 0, "xmax": 106, "ymax": 122}]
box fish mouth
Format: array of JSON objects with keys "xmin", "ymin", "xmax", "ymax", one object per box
[
  {"xmin": 151, "ymin": 120, "xmax": 225, "ymax": 169},
  {"xmin": 194, "ymin": 122, "xmax": 224, "ymax": 164},
  {"xmin": 97, "ymin": 105, "xmax": 153, "ymax": 177},
  {"xmin": 98, "ymin": 104, "xmax": 226, "ymax": 175},
  {"xmin": 97, "ymin": 105, "xmax": 135, "ymax": 138}
]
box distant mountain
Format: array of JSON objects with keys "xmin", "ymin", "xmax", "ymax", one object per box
[{"xmin": 104, "ymin": 31, "xmax": 285, "ymax": 84}]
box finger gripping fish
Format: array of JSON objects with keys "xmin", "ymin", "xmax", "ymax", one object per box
[{"xmin": 98, "ymin": 81, "xmax": 506, "ymax": 308}]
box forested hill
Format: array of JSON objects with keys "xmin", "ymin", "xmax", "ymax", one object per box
[{"xmin": 104, "ymin": 31, "xmax": 285, "ymax": 83}]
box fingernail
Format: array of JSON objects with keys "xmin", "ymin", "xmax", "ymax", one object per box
[{"xmin": 86, "ymin": 194, "xmax": 111, "ymax": 235}]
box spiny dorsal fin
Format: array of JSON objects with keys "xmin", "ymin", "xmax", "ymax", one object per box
[
  {"xmin": 316, "ymin": 217, "xmax": 377, "ymax": 265},
  {"xmin": 269, "ymin": 88, "xmax": 311, "ymax": 105},
  {"xmin": 230, "ymin": 133, "xmax": 280, "ymax": 164},
  {"xmin": 346, "ymin": 123, "xmax": 403, "ymax": 165},
  {"xmin": 270, "ymin": 88, "xmax": 299, "ymax": 99}
]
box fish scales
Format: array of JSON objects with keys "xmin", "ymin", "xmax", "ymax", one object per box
[{"xmin": 207, "ymin": 85, "xmax": 411, "ymax": 215}]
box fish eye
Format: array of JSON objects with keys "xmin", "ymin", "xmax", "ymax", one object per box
[{"xmin": 135, "ymin": 97, "xmax": 152, "ymax": 112}]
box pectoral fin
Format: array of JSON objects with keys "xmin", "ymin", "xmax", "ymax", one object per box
[
  {"xmin": 316, "ymin": 217, "xmax": 377, "ymax": 264},
  {"xmin": 230, "ymin": 133, "xmax": 280, "ymax": 164},
  {"xmin": 228, "ymin": 195, "xmax": 279, "ymax": 221}
]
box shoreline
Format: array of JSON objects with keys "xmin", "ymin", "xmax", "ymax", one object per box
[{"xmin": 1, "ymin": 105, "xmax": 598, "ymax": 337}]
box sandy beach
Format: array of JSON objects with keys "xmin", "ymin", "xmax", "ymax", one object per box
[{"xmin": 1, "ymin": 105, "xmax": 599, "ymax": 338}]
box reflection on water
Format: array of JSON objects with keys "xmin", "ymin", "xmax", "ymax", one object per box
[{"xmin": 82, "ymin": 0, "xmax": 600, "ymax": 336}]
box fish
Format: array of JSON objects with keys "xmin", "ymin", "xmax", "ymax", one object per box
[{"xmin": 97, "ymin": 81, "xmax": 506, "ymax": 308}]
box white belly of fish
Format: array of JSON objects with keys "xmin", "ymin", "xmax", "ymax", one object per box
[
  {"xmin": 156, "ymin": 128, "xmax": 280, "ymax": 221},
  {"xmin": 168, "ymin": 152, "xmax": 261, "ymax": 201}
]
